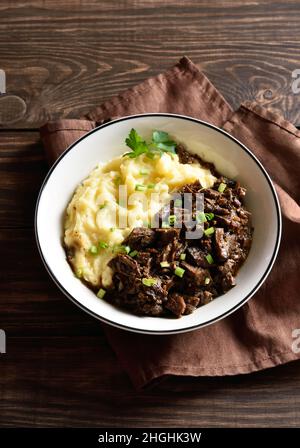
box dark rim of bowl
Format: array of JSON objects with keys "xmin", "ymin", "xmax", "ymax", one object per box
[{"xmin": 35, "ymin": 113, "xmax": 282, "ymax": 335}]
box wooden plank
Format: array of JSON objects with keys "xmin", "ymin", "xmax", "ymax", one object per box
[
  {"xmin": 0, "ymin": 131, "xmax": 47, "ymax": 228},
  {"xmin": 0, "ymin": 336, "xmax": 300, "ymax": 427},
  {"xmin": 0, "ymin": 227, "xmax": 103, "ymax": 336},
  {"xmin": 0, "ymin": 1, "xmax": 300, "ymax": 128}
]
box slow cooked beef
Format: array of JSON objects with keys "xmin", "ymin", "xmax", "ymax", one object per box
[{"xmin": 105, "ymin": 145, "xmax": 253, "ymax": 318}]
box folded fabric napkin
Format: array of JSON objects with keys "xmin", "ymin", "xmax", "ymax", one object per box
[{"xmin": 40, "ymin": 57, "xmax": 300, "ymax": 389}]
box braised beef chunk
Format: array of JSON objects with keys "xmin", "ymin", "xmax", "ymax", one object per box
[
  {"xmin": 166, "ymin": 292, "xmax": 186, "ymax": 317},
  {"xmin": 106, "ymin": 144, "xmax": 252, "ymax": 318},
  {"xmin": 155, "ymin": 227, "xmax": 180, "ymax": 245},
  {"xmin": 214, "ymin": 228, "xmax": 229, "ymax": 261},
  {"xmin": 186, "ymin": 246, "xmax": 211, "ymax": 268},
  {"xmin": 123, "ymin": 227, "xmax": 155, "ymax": 250}
]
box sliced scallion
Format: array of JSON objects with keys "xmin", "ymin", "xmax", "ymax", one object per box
[
  {"xmin": 205, "ymin": 253, "xmax": 214, "ymax": 265},
  {"xmin": 180, "ymin": 253, "xmax": 186, "ymax": 261},
  {"xmin": 142, "ymin": 278, "xmax": 157, "ymax": 287},
  {"xmin": 174, "ymin": 266, "xmax": 185, "ymax": 278},
  {"xmin": 204, "ymin": 227, "xmax": 215, "ymax": 236},
  {"xmin": 160, "ymin": 261, "xmax": 170, "ymax": 268},
  {"xmin": 98, "ymin": 241, "xmax": 108, "ymax": 249},
  {"xmin": 168, "ymin": 215, "xmax": 177, "ymax": 225},
  {"xmin": 129, "ymin": 250, "xmax": 138, "ymax": 257},
  {"xmin": 135, "ymin": 184, "xmax": 147, "ymax": 191},
  {"xmin": 97, "ymin": 288, "xmax": 106, "ymax": 299},
  {"xmin": 196, "ymin": 211, "xmax": 207, "ymax": 223},
  {"xmin": 218, "ymin": 182, "xmax": 227, "ymax": 193},
  {"xmin": 89, "ymin": 245, "xmax": 98, "ymax": 255},
  {"xmin": 205, "ymin": 212, "xmax": 214, "ymax": 221}
]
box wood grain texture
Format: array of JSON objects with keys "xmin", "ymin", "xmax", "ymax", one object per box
[
  {"xmin": 1, "ymin": 338, "xmax": 300, "ymax": 427},
  {"xmin": 0, "ymin": 0, "xmax": 300, "ymax": 127},
  {"xmin": 1, "ymin": 0, "xmax": 300, "ymax": 428}
]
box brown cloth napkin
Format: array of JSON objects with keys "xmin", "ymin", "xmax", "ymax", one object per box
[{"xmin": 40, "ymin": 57, "xmax": 300, "ymax": 389}]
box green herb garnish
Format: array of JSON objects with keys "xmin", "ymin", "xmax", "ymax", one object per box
[
  {"xmin": 205, "ymin": 212, "xmax": 215, "ymax": 221},
  {"xmin": 204, "ymin": 227, "xmax": 215, "ymax": 236},
  {"xmin": 97, "ymin": 288, "xmax": 106, "ymax": 299},
  {"xmin": 160, "ymin": 261, "xmax": 170, "ymax": 268},
  {"xmin": 129, "ymin": 250, "xmax": 138, "ymax": 258},
  {"xmin": 124, "ymin": 129, "xmax": 177, "ymax": 159},
  {"xmin": 168, "ymin": 215, "xmax": 177, "ymax": 225},
  {"xmin": 142, "ymin": 278, "xmax": 157, "ymax": 287},
  {"xmin": 123, "ymin": 129, "xmax": 149, "ymax": 158},
  {"xmin": 205, "ymin": 253, "xmax": 214, "ymax": 264},
  {"xmin": 218, "ymin": 182, "xmax": 227, "ymax": 193},
  {"xmin": 180, "ymin": 253, "xmax": 186, "ymax": 261},
  {"xmin": 174, "ymin": 266, "xmax": 185, "ymax": 278},
  {"xmin": 196, "ymin": 211, "xmax": 207, "ymax": 223},
  {"xmin": 75, "ymin": 268, "xmax": 83, "ymax": 278},
  {"xmin": 98, "ymin": 241, "xmax": 109, "ymax": 249},
  {"xmin": 135, "ymin": 184, "xmax": 147, "ymax": 192},
  {"xmin": 89, "ymin": 245, "xmax": 98, "ymax": 255}
]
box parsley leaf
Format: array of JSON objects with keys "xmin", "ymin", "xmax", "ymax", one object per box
[
  {"xmin": 124, "ymin": 128, "xmax": 177, "ymax": 159},
  {"xmin": 152, "ymin": 130, "xmax": 177, "ymax": 154},
  {"xmin": 123, "ymin": 129, "xmax": 148, "ymax": 158}
]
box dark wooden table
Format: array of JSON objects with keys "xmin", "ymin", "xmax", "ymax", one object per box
[{"xmin": 1, "ymin": 0, "xmax": 300, "ymax": 427}]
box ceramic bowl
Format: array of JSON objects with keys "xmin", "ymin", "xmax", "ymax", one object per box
[{"xmin": 35, "ymin": 114, "xmax": 281, "ymax": 334}]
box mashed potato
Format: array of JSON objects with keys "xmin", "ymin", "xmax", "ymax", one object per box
[{"xmin": 64, "ymin": 152, "xmax": 216, "ymax": 288}]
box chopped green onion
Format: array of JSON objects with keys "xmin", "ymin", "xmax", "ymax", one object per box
[
  {"xmin": 180, "ymin": 253, "xmax": 186, "ymax": 261},
  {"xmin": 129, "ymin": 250, "xmax": 138, "ymax": 257},
  {"xmin": 142, "ymin": 277, "xmax": 157, "ymax": 287},
  {"xmin": 196, "ymin": 211, "xmax": 207, "ymax": 223},
  {"xmin": 97, "ymin": 288, "xmax": 106, "ymax": 299},
  {"xmin": 161, "ymin": 221, "xmax": 170, "ymax": 228},
  {"xmin": 205, "ymin": 253, "xmax": 214, "ymax": 264},
  {"xmin": 98, "ymin": 241, "xmax": 108, "ymax": 249},
  {"xmin": 135, "ymin": 184, "xmax": 147, "ymax": 191},
  {"xmin": 218, "ymin": 182, "xmax": 227, "ymax": 193},
  {"xmin": 75, "ymin": 268, "xmax": 83, "ymax": 278},
  {"xmin": 160, "ymin": 261, "xmax": 170, "ymax": 268},
  {"xmin": 204, "ymin": 227, "xmax": 215, "ymax": 236},
  {"xmin": 174, "ymin": 266, "xmax": 185, "ymax": 278},
  {"xmin": 168, "ymin": 215, "xmax": 177, "ymax": 225},
  {"xmin": 123, "ymin": 245, "xmax": 131, "ymax": 254},
  {"xmin": 204, "ymin": 277, "xmax": 210, "ymax": 285},
  {"xmin": 140, "ymin": 169, "xmax": 149, "ymax": 175},
  {"xmin": 205, "ymin": 212, "xmax": 215, "ymax": 221},
  {"xmin": 89, "ymin": 245, "xmax": 98, "ymax": 255},
  {"xmin": 99, "ymin": 202, "xmax": 107, "ymax": 209},
  {"xmin": 110, "ymin": 227, "xmax": 115, "ymax": 232},
  {"xmin": 147, "ymin": 183, "xmax": 155, "ymax": 189},
  {"xmin": 174, "ymin": 198, "xmax": 182, "ymax": 207}
]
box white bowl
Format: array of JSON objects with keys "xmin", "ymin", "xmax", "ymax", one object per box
[{"xmin": 35, "ymin": 114, "xmax": 281, "ymax": 334}]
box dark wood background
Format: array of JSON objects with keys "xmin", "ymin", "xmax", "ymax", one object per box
[{"xmin": 1, "ymin": 0, "xmax": 300, "ymax": 427}]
